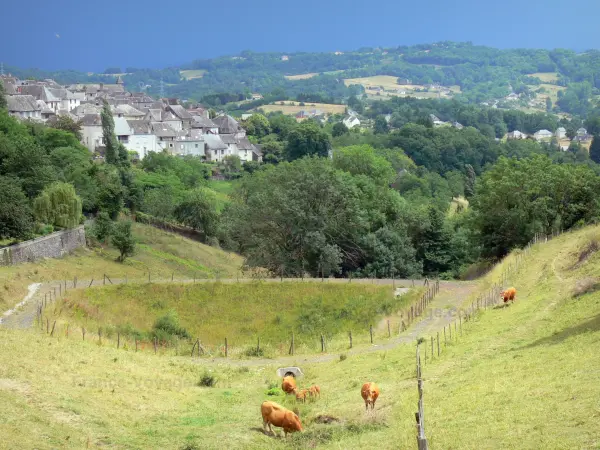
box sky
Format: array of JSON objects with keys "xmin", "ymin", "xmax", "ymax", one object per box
[{"xmin": 2, "ymin": 0, "xmax": 600, "ymax": 72}]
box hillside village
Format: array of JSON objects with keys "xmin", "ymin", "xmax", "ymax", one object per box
[{"xmin": 1, "ymin": 75, "xmax": 262, "ymax": 162}]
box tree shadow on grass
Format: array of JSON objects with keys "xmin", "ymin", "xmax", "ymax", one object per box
[{"xmin": 518, "ymin": 313, "xmax": 600, "ymax": 350}]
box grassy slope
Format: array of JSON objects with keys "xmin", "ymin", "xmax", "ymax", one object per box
[
  {"xmin": 54, "ymin": 282, "xmax": 420, "ymax": 355},
  {"xmin": 0, "ymin": 223, "xmax": 243, "ymax": 313},
  {"xmin": 1, "ymin": 225, "xmax": 600, "ymax": 449}
]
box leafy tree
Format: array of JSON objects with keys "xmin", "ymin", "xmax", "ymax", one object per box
[
  {"xmin": 174, "ymin": 187, "xmax": 220, "ymax": 238},
  {"xmin": 590, "ymin": 136, "xmax": 600, "ymax": 164},
  {"xmin": 220, "ymin": 155, "xmax": 242, "ymax": 179},
  {"xmin": 243, "ymin": 114, "xmax": 271, "ymax": 138},
  {"xmin": 285, "ymin": 121, "xmax": 331, "ymax": 160},
  {"xmin": 259, "ymin": 135, "xmax": 285, "ymax": 164},
  {"xmin": 333, "ymin": 145, "xmax": 395, "ymax": 186},
  {"xmin": 103, "ymin": 67, "xmax": 122, "ymax": 74},
  {"xmin": 374, "ymin": 116, "xmax": 389, "ymax": 134},
  {"xmin": 33, "ymin": 182, "xmax": 82, "ymax": 229},
  {"xmin": 0, "ymin": 81, "xmax": 6, "ymax": 110},
  {"xmin": 545, "ymin": 97, "xmax": 552, "ymax": 112},
  {"xmin": 111, "ymin": 220, "xmax": 136, "ymax": 262},
  {"xmin": 417, "ymin": 207, "xmax": 452, "ymax": 275},
  {"xmin": 0, "ymin": 176, "xmax": 34, "ymax": 239},
  {"xmin": 142, "ymin": 186, "xmax": 179, "ymax": 220},
  {"xmin": 93, "ymin": 211, "xmax": 113, "ymax": 243},
  {"xmin": 332, "ymin": 122, "xmax": 349, "ymax": 137},
  {"xmin": 101, "ymin": 100, "xmax": 118, "ymax": 165},
  {"xmin": 49, "ymin": 115, "xmax": 83, "ymax": 140},
  {"xmin": 464, "ymin": 164, "xmax": 476, "ymax": 198},
  {"xmin": 96, "ymin": 166, "xmax": 124, "ymax": 219}
]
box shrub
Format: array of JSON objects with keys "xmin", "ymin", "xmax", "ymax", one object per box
[
  {"xmin": 152, "ymin": 310, "xmax": 190, "ymax": 340},
  {"xmin": 244, "ymin": 346, "xmax": 264, "ymax": 357},
  {"xmin": 198, "ymin": 371, "xmax": 217, "ymax": 387}
]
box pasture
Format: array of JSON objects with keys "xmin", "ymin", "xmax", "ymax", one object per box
[
  {"xmin": 1, "ymin": 225, "xmax": 600, "ymax": 448},
  {"xmin": 344, "ymin": 76, "xmax": 461, "ymax": 99},
  {"xmin": 284, "ymin": 73, "xmax": 319, "ymax": 80},
  {"xmin": 180, "ymin": 69, "xmax": 207, "ymax": 80},
  {"xmin": 529, "ymin": 72, "xmax": 560, "ymax": 83},
  {"xmin": 0, "ymin": 223, "xmax": 243, "ymax": 313},
  {"xmin": 257, "ymin": 101, "xmax": 346, "ymax": 115},
  {"xmin": 51, "ymin": 282, "xmax": 421, "ymax": 355}
]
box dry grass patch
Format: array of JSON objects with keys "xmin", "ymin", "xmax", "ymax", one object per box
[
  {"xmin": 284, "ymin": 73, "xmax": 319, "ymax": 80},
  {"xmin": 258, "ymin": 102, "xmax": 346, "ymax": 115},
  {"xmin": 180, "ymin": 70, "xmax": 207, "ymax": 80}
]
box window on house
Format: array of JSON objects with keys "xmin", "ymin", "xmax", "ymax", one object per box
[
  {"xmin": 195, "ymin": 144, "xmax": 198, "ymax": 148},
  {"xmin": 169, "ymin": 143, "xmax": 173, "ymax": 148}
]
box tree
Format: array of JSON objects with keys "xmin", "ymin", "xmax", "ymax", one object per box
[
  {"xmin": 285, "ymin": 121, "xmax": 331, "ymax": 160},
  {"xmin": 332, "ymin": 122, "xmax": 348, "ymax": 137},
  {"xmin": 374, "ymin": 116, "xmax": 389, "ymax": 134},
  {"xmin": 101, "ymin": 100, "xmax": 118, "ymax": 165},
  {"xmin": 111, "ymin": 220, "xmax": 136, "ymax": 262},
  {"xmin": 174, "ymin": 188, "xmax": 220, "ymax": 238},
  {"xmin": 333, "ymin": 145, "xmax": 395, "ymax": 186},
  {"xmin": 33, "ymin": 182, "xmax": 82, "ymax": 229},
  {"xmin": 590, "ymin": 136, "xmax": 600, "ymax": 164},
  {"xmin": 418, "ymin": 207, "xmax": 452, "ymax": 275},
  {"xmin": 545, "ymin": 97, "xmax": 552, "ymax": 112},
  {"xmin": 464, "ymin": 164, "xmax": 476, "ymax": 198},
  {"xmin": 93, "ymin": 211, "xmax": 113, "ymax": 243},
  {"xmin": 243, "ymin": 114, "xmax": 271, "ymax": 138},
  {"xmin": 220, "ymin": 155, "xmax": 242, "ymax": 179},
  {"xmin": 0, "ymin": 176, "xmax": 34, "ymax": 239},
  {"xmin": 0, "ymin": 81, "xmax": 6, "ymax": 110},
  {"xmin": 49, "ymin": 115, "xmax": 83, "ymax": 140}
]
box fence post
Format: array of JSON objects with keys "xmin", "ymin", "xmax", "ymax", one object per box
[
  {"xmin": 321, "ymin": 335, "xmax": 325, "ymax": 352},
  {"xmin": 449, "ymin": 321, "xmax": 452, "ymax": 340},
  {"xmin": 117, "ymin": 333, "xmax": 120, "ymax": 349},
  {"xmin": 459, "ymin": 313, "xmax": 462, "ymax": 336},
  {"xmin": 50, "ymin": 321, "xmax": 56, "ymax": 336},
  {"xmin": 82, "ymin": 327, "xmax": 85, "ymax": 341},
  {"xmin": 46, "ymin": 318, "xmax": 49, "ymax": 333},
  {"xmin": 431, "ymin": 336, "xmax": 434, "ymax": 359},
  {"xmin": 73, "ymin": 277, "xmax": 77, "ymax": 288},
  {"xmin": 89, "ymin": 278, "xmax": 94, "ymax": 287},
  {"xmin": 437, "ymin": 332, "xmax": 440, "ymax": 356},
  {"xmin": 154, "ymin": 337, "xmax": 157, "ymax": 354},
  {"xmin": 103, "ymin": 274, "xmax": 106, "ymax": 286},
  {"xmin": 349, "ymin": 331, "xmax": 353, "ymax": 349},
  {"xmin": 135, "ymin": 338, "xmax": 138, "ymax": 352},
  {"xmin": 59, "ymin": 283, "xmax": 62, "ymax": 297},
  {"xmin": 98, "ymin": 329, "xmax": 102, "ymax": 345},
  {"xmin": 387, "ymin": 320, "xmax": 391, "ymax": 338},
  {"xmin": 148, "ymin": 272, "xmax": 151, "ymax": 283},
  {"xmin": 444, "ymin": 326, "xmax": 447, "ymax": 346},
  {"xmin": 370, "ymin": 325, "xmax": 373, "ymax": 344},
  {"xmin": 289, "ymin": 333, "xmax": 295, "ymax": 356},
  {"xmin": 66, "ymin": 324, "xmax": 69, "ymax": 338},
  {"xmin": 171, "ymin": 272, "xmax": 174, "ymax": 282},
  {"xmin": 415, "ymin": 344, "xmax": 429, "ymax": 450}
]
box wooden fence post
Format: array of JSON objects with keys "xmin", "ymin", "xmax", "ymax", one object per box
[
  {"xmin": 50, "ymin": 321, "xmax": 56, "ymax": 336},
  {"xmin": 98, "ymin": 329, "xmax": 102, "ymax": 345},
  {"xmin": 449, "ymin": 322, "xmax": 452, "ymax": 340},
  {"xmin": 289, "ymin": 333, "xmax": 295, "ymax": 356},
  {"xmin": 387, "ymin": 320, "xmax": 391, "ymax": 338},
  {"xmin": 46, "ymin": 318, "xmax": 49, "ymax": 333},
  {"xmin": 257, "ymin": 337, "xmax": 260, "ymax": 355},
  {"xmin": 370, "ymin": 325, "xmax": 373, "ymax": 344},
  {"xmin": 437, "ymin": 332, "xmax": 440, "ymax": 356},
  {"xmin": 349, "ymin": 331, "xmax": 352, "ymax": 349},
  {"xmin": 459, "ymin": 313, "xmax": 462, "ymax": 336},
  {"xmin": 89, "ymin": 279, "xmax": 94, "ymax": 288},
  {"xmin": 82, "ymin": 327, "xmax": 85, "ymax": 341},
  {"xmin": 66, "ymin": 324, "xmax": 69, "ymax": 338},
  {"xmin": 73, "ymin": 277, "xmax": 77, "ymax": 288},
  {"xmin": 415, "ymin": 344, "xmax": 429, "ymax": 450},
  {"xmin": 117, "ymin": 333, "xmax": 120, "ymax": 349},
  {"xmin": 135, "ymin": 338, "xmax": 138, "ymax": 352},
  {"xmin": 154, "ymin": 337, "xmax": 157, "ymax": 354},
  {"xmin": 444, "ymin": 326, "xmax": 447, "ymax": 346},
  {"xmin": 321, "ymin": 335, "xmax": 325, "ymax": 352},
  {"xmin": 431, "ymin": 336, "xmax": 434, "ymax": 359}
]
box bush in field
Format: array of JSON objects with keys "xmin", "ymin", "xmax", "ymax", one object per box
[{"xmin": 152, "ymin": 310, "xmax": 190, "ymax": 340}]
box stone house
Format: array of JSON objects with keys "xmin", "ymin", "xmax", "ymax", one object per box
[{"xmin": 7, "ymin": 95, "xmax": 41, "ymax": 120}]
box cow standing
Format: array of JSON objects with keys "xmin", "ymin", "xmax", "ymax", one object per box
[
  {"xmin": 261, "ymin": 401, "xmax": 303, "ymax": 437},
  {"xmin": 361, "ymin": 382, "xmax": 380, "ymax": 411},
  {"xmin": 281, "ymin": 375, "xmax": 297, "ymax": 395},
  {"xmin": 501, "ymin": 287, "xmax": 517, "ymax": 304}
]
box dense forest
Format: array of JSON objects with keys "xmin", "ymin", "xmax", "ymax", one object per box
[
  {"xmin": 2, "ymin": 80, "xmax": 600, "ymax": 279},
  {"xmin": 6, "ymin": 42, "xmax": 600, "ymax": 115}
]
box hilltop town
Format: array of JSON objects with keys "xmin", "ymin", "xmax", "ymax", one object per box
[{"xmin": 1, "ymin": 74, "xmax": 262, "ymax": 163}]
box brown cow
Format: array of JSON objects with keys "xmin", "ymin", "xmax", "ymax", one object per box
[
  {"xmin": 501, "ymin": 287, "xmax": 517, "ymax": 304},
  {"xmin": 361, "ymin": 382, "xmax": 380, "ymax": 411},
  {"xmin": 308, "ymin": 385, "xmax": 321, "ymax": 400},
  {"xmin": 281, "ymin": 375, "xmax": 297, "ymax": 395},
  {"xmin": 295, "ymin": 389, "xmax": 309, "ymax": 403},
  {"xmin": 261, "ymin": 401, "xmax": 303, "ymax": 437}
]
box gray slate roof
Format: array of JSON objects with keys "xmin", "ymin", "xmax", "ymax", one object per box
[
  {"xmin": 220, "ymin": 134, "xmax": 238, "ymax": 144},
  {"xmin": 127, "ymin": 120, "xmax": 152, "ymax": 134},
  {"xmin": 7, "ymin": 95, "xmax": 40, "ymax": 112},
  {"xmin": 81, "ymin": 114, "xmax": 102, "ymax": 126},
  {"xmin": 151, "ymin": 122, "xmax": 177, "ymax": 138},
  {"xmin": 191, "ymin": 115, "xmax": 217, "ymax": 128},
  {"xmin": 203, "ymin": 134, "xmax": 227, "ymax": 150},
  {"xmin": 168, "ymin": 105, "xmax": 193, "ymax": 120},
  {"xmin": 213, "ymin": 114, "xmax": 242, "ymax": 134},
  {"xmin": 237, "ymin": 137, "xmax": 254, "ymax": 150}
]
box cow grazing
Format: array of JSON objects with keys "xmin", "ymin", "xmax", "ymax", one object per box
[
  {"xmin": 281, "ymin": 375, "xmax": 297, "ymax": 395},
  {"xmin": 295, "ymin": 389, "xmax": 309, "ymax": 403},
  {"xmin": 501, "ymin": 287, "xmax": 517, "ymax": 304},
  {"xmin": 261, "ymin": 401, "xmax": 303, "ymax": 437},
  {"xmin": 308, "ymin": 385, "xmax": 321, "ymax": 400},
  {"xmin": 361, "ymin": 382, "xmax": 380, "ymax": 411}
]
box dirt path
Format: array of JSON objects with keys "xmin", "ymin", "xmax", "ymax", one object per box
[{"xmin": 0, "ymin": 277, "xmax": 478, "ymax": 366}]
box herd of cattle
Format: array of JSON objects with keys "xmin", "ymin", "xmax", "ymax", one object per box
[
  {"xmin": 261, "ymin": 286, "xmax": 517, "ymax": 438},
  {"xmin": 261, "ymin": 375, "xmax": 380, "ymax": 437}
]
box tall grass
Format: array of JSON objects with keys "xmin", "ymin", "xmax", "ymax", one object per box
[{"xmin": 58, "ymin": 282, "xmax": 420, "ymax": 355}]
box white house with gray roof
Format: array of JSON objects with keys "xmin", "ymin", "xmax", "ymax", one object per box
[{"xmin": 7, "ymin": 95, "xmax": 41, "ymax": 120}]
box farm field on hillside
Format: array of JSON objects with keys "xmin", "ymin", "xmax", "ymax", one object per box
[
  {"xmin": 55, "ymin": 282, "xmax": 420, "ymax": 355},
  {"xmin": 0, "ymin": 223, "xmax": 243, "ymax": 313},
  {"xmin": 258, "ymin": 101, "xmax": 346, "ymax": 115},
  {"xmin": 529, "ymin": 72, "xmax": 560, "ymax": 83},
  {"xmin": 1, "ymin": 225, "xmax": 600, "ymax": 448},
  {"xmin": 344, "ymin": 75, "xmax": 461, "ymax": 99},
  {"xmin": 180, "ymin": 69, "xmax": 207, "ymax": 80},
  {"xmin": 284, "ymin": 73, "xmax": 318, "ymax": 80}
]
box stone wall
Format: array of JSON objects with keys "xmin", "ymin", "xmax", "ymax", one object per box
[{"xmin": 0, "ymin": 226, "xmax": 86, "ymax": 266}]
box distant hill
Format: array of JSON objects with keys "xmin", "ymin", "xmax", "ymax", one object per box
[{"xmin": 6, "ymin": 41, "xmax": 600, "ymax": 115}]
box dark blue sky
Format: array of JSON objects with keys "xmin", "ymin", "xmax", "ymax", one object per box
[{"xmin": 2, "ymin": 0, "xmax": 599, "ymax": 71}]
